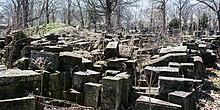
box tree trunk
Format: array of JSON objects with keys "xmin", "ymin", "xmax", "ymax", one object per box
[
  {"xmin": 22, "ymin": 0, "xmax": 29, "ymax": 28},
  {"xmin": 217, "ymin": 10, "xmax": 220, "ymax": 32},
  {"xmin": 67, "ymin": 0, "xmax": 71, "ymax": 25},
  {"xmin": 162, "ymin": 0, "xmax": 166, "ymax": 33},
  {"xmin": 46, "ymin": 0, "xmax": 49, "ymax": 24},
  {"xmin": 106, "ymin": 0, "xmax": 112, "ymax": 33}
]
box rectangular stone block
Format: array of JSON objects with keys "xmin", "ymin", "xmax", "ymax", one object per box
[
  {"xmin": 63, "ymin": 89, "xmax": 83, "ymax": 104},
  {"xmin": 119, "ymin": 45, "xmax": 134, "ymax": 58},
  {"xmin": 144, "ymin": 66, "xmax": 180, "ymax": 77},
  {"xmin": 84, "ymin": 82, "xmax": 102, "ymax": 108},
  {"xmin": 168, "ymin": 62, "xmax": 180, "ymax": 68},
  {"xmin": 58, "ymin": 52, "xmax": 82, "ymax": 71},
  {"xmin": 168, "ymin": 91, "xmax": 196, "ymax": 110},
  {"xmin": 104, "ymin": 41, "xmax": 119, "ymax": 58},
  {"xmin": 158, "ymin": 76, "xmax": 202, "ymax": 95},
  {"xmin": 29, "ymin": 50, "xmax": 59, "ymax": 72},
  {"xmin": 72, "ymin": 70, "xmax": 100, "ymax": 92},
  {"xmin": 48, "ymin": 72, "xmax": 62, "ymax": 91},
  {"xmin": 159, "ymin": 46, "xmax": 187, "ymax": 56},
  {"xmin": 0, "ymin": 69, "xmax": 42, "ymax": 99},
  {"xmin": 0, "ymin": 96, "xmax": 35, "ymax": 110},
  {"xmin": 115, "ymin": 73, "xmax": 131, "ymax": 108},
  {"xmin": 135, "ymin": 96, "xmax": 182, "ymax": 110},
  {"xmin": 180, "ymin": 63, "xmax": 194, "ymax": 78},
  {"xmin": 101, "ymin": 76, "xmax": 122, "ymax": 110}
]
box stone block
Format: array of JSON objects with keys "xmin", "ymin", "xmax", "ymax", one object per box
[
  {"xmin": 135, "ymin": 96, "xmax": 182, "ymax": 110},
  {"xmin": 63, "ymin": 89, "xmax": 83, "ymax": 104},
  {"xmin": 104, "ymin": 41, "xmax": 119, "ymax": 58},
  {"xmin": 15, "ymin": 57, "xmax": 29, "ymax": 70},
  {"xmin": 0, "ymin": 69, "xmax": 42, "ymax": 99},
  {"xmin": 180, "ymin": 63, "xmax": 194, "ymax": 78},
  {"xmin": 115, "ymin": 73, "xmax": 131, "ymax": 108},
  {"xmin": 72, "ymin": 69, "xmax": 100, "ymax": 92},
  {"xmin": 49, "ymin": 90, "xmax": 62, "ymax": 99},
  {"xmin": 105, "ymin": 70, "xmax": 120, "ymax": 76},
  {"xmin": 101, "ymin": 76, "xmax": 122, "ymax": 110},
  {"xmin": 82, "ymin": 58, "xmax": 93, "ymax": 69},
  {"xmin": 58, "ymin": 52, "xmax": 82, "ymax": 71},
  {"xmin": 145, "ymin": 53, "xmax": 187, "ymax": 66},
  {"xmin": 168, "ymin": 62, "xmax": 181, "ymax": 68},
  {"xmin": 49, "ymin": 72, "xmax": 62, "ymax": 91},
  {"xmin": 35, "ymin": 70, "xmax": 50, "ymax": 96},
  {"xmin": 29, "ymin": 50, "xmax": 59, "ymax": 72},
  {"xmin": 158, "ymin": 76, "xmax": 202, "ymax": 95},
  {"xmin": 144, "ymin": 66, "xmax": 180, "ymax": 77},
  {"xmin": 84, "ymin": 82, "xmax": 102, "ymax": 108},
  {"xmin": 119, "ymin": 45, "xmax": 134, "ymax": 58},
  {"xmin": 168, "ymin": 91, "xmax": 196, "ymax": 110},
  {"xmin": 159, "ymin": 46, "xmax": 187, "ymax": 56},
  {"xmin": 0, "ymin": 96, "xmax": 35, "ymax": 110}
]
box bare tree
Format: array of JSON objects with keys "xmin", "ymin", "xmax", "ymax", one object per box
[{"xmin": 197, "ymin": 0, "xmax": 220, "ymax": 31}]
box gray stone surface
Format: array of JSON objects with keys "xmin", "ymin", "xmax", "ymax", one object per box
[
  {"xmin": 168, "ymin": 62, "xmax": 181, "ymax": 68},
  {"xmin": 135, "ymin": 96, "xmax": 182, "ymax": 110},
  {"xmin": 144, "ymin": 66, "xmax": 180, "ymax": 77},
  {"xmin": 168, "ymin": 91, "xmax": 196, "ymax": 110},
  {"xmin": 72, "ymin": 69, "xmax": 100, "ymax": 92},
  {"xmin": 115, "ymin": 73, "xmax": 131, "ymax": 108},
  {"xmin": 180, "ymin": 63, "xmax": 194, "ymax": 78},
  {"xmin": 158, "ymin": 76, "xmax": 202, "ymax": 95},
  {"xmin": 159, "ymin": 46, "xmax": 187, "ymax": 56},
  {"xmin": 29, "ymin": 50, "xmax": 59, "ymax": 72},
  {"xmin": 48, "ymin": 72, "xmax": 62, "ymax": 91},
  {"xmin": 0, "ymin": 96, "xmax": 35, "ymax": 110},
  {"xmin": 84, "ymin": 82, "xmax": 102, "ymax": 108},
  {"xmin": 101, "ymin": 76, "xmax": 122, "ymax": 110},
  {"xmin": 104, "ymin": 41, "xmax": 119, "ymax": 58},
  {"xmin": 58, "ymin": 52, "xmax": 82, "ymax": 71}
]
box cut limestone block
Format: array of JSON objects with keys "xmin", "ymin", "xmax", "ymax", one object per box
[
  {"xmin": 0, "ymin": 69, "xmax": 42, "ymax": 99},
  {"xmin": 159, "ymin": 46, "xmax": 187, "ymax": 56},
  {"xmin": 119, "ymin": 45, "xmax": 134, "ymax": 58},
  {"xmin": 84, "ymin": 82, "xmax": 102, "ymax": 108},
  {"xmin": 29, "ymin": 50, "xmax": 59, "ymax": 72},
  {"xmin": 104, "ymin": 41, "xmax": 119, "ymax": 58},
  {"xmin": 58, "ymin": 52, "xmax": 82, "ymax": 71},
  {"xmin": 0, "ymin": 96, "xmax": 36, "ymax": 110},
  {"xmin": 144, "ymin": 53, "xmax": 187, "ymax": 66},
  {"xmin": 63, "ymin": 89, "xmax": 83, "ymax": 105},
  {"xmin": 180, "ymin": 63, "xmax": 194, "ymax": 78},
  {"xmin": 105, "ymin": 70, "xmax": 120, "ymax": 76},
  {"xmin": 135, "ymin": 96, "xmax": 182, "ymax": 110},
  {"xmin": 72, "ymin": 70, "xmax": 100, "ymax": 92},
  {"xmin": 168, "ymin": 62, "xmax": 181, "ymax": 68},
  {"xmin": 193, "ymin": 56, "xmax": 205, "ymax": 78},
  {"xmin": 158, "ymin": 76, "xmax": 202, "ymax": 95},
  {"xmin": 48, "ymin": 72, "xmax": 62, "ymax": 91},
  {"xmin": 168, "ymin": 91, "xmax": 196, "ymax": 110},
  {"xmin": 82, "ymin": 58, "xmax": 93, "ymax": 69},
  {"xmin": 101, "ymin": 76, "xmax": 122, "ymax": 110},
  {"xmin": 144, "ymin": 66, "xmax": 180, "ymax": 77},
  {"xmin": 115, "ymin": 73, "xmax": 131, "ymax": 108}
]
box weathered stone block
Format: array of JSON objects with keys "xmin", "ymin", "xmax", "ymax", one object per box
[
  {"xmin": 158, "ymin": 76, "xmax": 202, "ymax": 95},
  {"xmin": 104, "ymin": 41, "xmax": 119, "ymax": 58},
  {"xmin": 135, "ymin": 96, "xmax": 182, "ymax": 110},
  {"xmin": 29, "ymin": 50, "xmax": 59, "ymax": 72},
  {"xmin": 0, "ymin": 69, "xmax": 42, "ymax": 99},
  {"xmin": 72, "ymin": 70, "xmax": 100, "ymax": 92},
  {"xmin": 63, "ymin": 89, "xmax": 83, "ymax": 104},
  {"xmin": 58, "ymin": 52, "xmax": 82, "ymax": 71},
  {"xmin": 105, "ymin": 70, "xmax": 120, "ymax": 76},
  {"xmin": 168, "ymin": 62, "xmax": 181, "ymax": 68},
  {"xmin": 180, "ymin": 63, "xmax": 194, "ymax": 78},
  {"xmin": 159, "ymin": 46, "xmax": 187, "ymax": 56},
  {"xmin": 15, "ymin": 57, "xmax": 29, "ymax": 70},
  {"xmin": 84, "ymin": 82, "xmax": 102, "ymax": 108},
  {"xmin": 168, "ymin": 91, "xmax": 196, "ymax": 110},
  {"xmin": 49, "ymin": 72, "xmax": 62, "ymax": 91},
  {"xmin": 119, "ymin": 45, "xmax": 134, "ymax": 58},
  {"xmin": 101, "ymin": 76, "xmax": 122, "ymax": 110},
  {"xmin": 0, "ymin": 96, "xmax": 35, "ymax": 110},
  {"xmin": 82, "ymin": 58, "xmax": 93, "ymax": 69},
  {"xmin": 115, "ymin": 73, "xmax": 131, "ymax": 108},
  {"xmin": 144, "ymin": 66, "xmax": 180, "ymax": 77}
]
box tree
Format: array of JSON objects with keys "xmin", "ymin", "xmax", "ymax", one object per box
[
  {"xmin": 171, "ymin": 0, "xmax": 190, "ymax": 30},
  {"xmin": 199, "ymin": 13, "xmax": 208, "ymax": 30},
  {"xmin": 197, "ymin": 0, "xmax": 220, "ymax": 31},
  {"xmin": 169, "ymin": 17, "xmax": 180, "ymax": 29}
]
